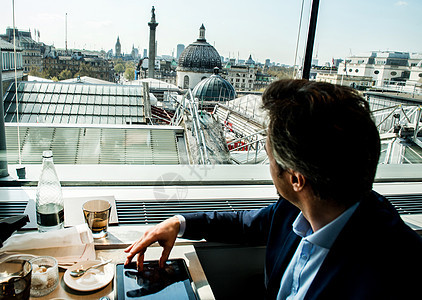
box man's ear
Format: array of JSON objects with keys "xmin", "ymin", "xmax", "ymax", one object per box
[{"xmin": 289, "ymin": 170, "xmax": 306, "ymax": 192}]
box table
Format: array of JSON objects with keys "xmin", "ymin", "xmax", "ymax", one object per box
[{"xmin": 16, "ymin": 225, "xmax": 214, "ymax": 299}]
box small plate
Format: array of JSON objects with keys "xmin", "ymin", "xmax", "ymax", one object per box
[{"xmin": 63, "ymin": 260, "xmax": 114, "ymax": 292}]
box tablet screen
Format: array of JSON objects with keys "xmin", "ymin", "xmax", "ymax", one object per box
[{"xmin": 116, "ymin": 259, "xmax": 197, "ymax": 300}]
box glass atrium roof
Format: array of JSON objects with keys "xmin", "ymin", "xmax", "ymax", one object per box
[
  {"xmin": 5, "ymin": 124, "xmax": 185, "ymax": 165},
  {"xmin": 225, "ymin": 94, "xmax": 265, "ymax": 125},
  {"xmin": 192, "ymin": 74, "xmax": 236, "ymax": 102},
  {"xmin": 3, "ymin": 82, "xmax": 149, "ymax": 125}
]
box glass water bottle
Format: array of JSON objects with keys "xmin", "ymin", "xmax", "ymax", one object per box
[{"xmin": 36, "ymin": 150, "xmax": 64, "ymax": 232}]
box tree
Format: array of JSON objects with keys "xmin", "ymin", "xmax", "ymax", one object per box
[
  {"xmin": 58, "ymin": 69, "xmax": 73, "ymax": 81},
  {"xmin": 77, "ymin": 63, "xmax": 95, "ymax": 77},
  {"xmin": 124, "ymin": 66, "xmax": 135, "ymax": 81},
  {"xmin": 114, "ymin": 63, "xmax": 125, "ymax": 74},
  {"xmin": 29, "ymin": 67, "xmax": 52, "ymax": 80},
  {"xmin": 29, "ymin": 67, "xmax": 42, "ymax": 77},
  {"xmin": 267, "ymin": 66, "xmax": 294, "ymax": 79}
]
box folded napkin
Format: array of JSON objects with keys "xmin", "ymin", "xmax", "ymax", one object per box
[{"xmin": 0, "ymin": 224, "xmax": 95, "ymax": 268}]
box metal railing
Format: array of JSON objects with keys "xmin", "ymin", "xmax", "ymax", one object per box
[
  {"xmin": 226, "ymin": 129, "xmax": 267, "ymax": 164},
  {"xmin": 376, "ymin": 104, "xmax": 422, "ymax": 164},
  {"xmin": 373, "ymin": 104, "xmax": 421, "ymax": 135},
  {"xmin": 170, "ymin": 90, "xmax": 210, "ymax": 164}
]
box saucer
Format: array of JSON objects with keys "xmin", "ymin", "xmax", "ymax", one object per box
[{"xmin": 63, "ymin": 260, "xmax": 114, "ymax": 292}]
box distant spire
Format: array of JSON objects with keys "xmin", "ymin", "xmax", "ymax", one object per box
[{"xmin": 198, "ymin": 24, "xmax": 206, "ymax": 42}]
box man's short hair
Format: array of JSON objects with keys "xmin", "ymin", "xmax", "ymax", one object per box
[{"xmin": 262, "ymin": 79, "xmax": 380, "ymax": 205}]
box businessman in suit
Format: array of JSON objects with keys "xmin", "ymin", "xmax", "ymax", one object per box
[{"xmin": 125, "ymin": 80, "xmax": 422, "ymax": 299}]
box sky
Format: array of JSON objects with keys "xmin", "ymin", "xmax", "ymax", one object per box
[{"xmin": 0, "ymin": 0, "xmax": 421, "ymax": 66}]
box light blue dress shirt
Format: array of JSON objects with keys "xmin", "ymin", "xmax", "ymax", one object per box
[{"xmin": 277, "ymin": 202, "xmax": 359, "ymax": 300}]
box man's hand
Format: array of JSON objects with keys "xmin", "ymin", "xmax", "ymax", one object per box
[{"xmin": 124, "ymin": 216, "xmax": 180, "ymax": 271}]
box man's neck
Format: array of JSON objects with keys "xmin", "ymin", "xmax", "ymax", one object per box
[{"xmin": 299, "ymin": 195, "xmax": 348, "ymax": 233}]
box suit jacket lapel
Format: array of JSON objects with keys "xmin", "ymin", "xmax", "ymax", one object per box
[{"xmin": 304, "ymin": 196, "xmax": 371, "ymax": 299}]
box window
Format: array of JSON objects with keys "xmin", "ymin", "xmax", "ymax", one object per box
[
  {"xmin": 183, "ymin": 75, "xmax": 189, "ymax": 89},
  {"xmin": 0, "ymin": 0, "xmax": 419, "ymax": 203}
]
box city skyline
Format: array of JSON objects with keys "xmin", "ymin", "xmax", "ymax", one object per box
[{"xmin": 0, "ymin": 0, "xmax": 421, "ymax": 65}]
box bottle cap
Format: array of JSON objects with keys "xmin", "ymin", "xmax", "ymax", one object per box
[{"xmin": 42, "ymin": 150, "xmax": 53, "ymax": 158}]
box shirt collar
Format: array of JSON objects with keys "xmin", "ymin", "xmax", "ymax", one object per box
[{"xmin": 292, "ymin": 202, "xmax": 359, "ymax": 249}]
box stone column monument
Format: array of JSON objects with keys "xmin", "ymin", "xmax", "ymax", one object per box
[{"xmin": 148, "ymin": 6, "xmax": 158, "ymax": 79}]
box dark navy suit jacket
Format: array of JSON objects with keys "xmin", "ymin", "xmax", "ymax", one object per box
[{"xmin": 181, "ymin": 191, "xmax": 422, "ymax": 299}]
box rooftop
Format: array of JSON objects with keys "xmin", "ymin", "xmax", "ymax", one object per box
[
  {"xmin": 5, "ymin": 123, "xmax": 186, "ymax": 165},
  {"xmin": 0, "ymin": 39, "xmax": 21, "ymax": 51},
  {"xmin": 3, "ymin": 81, "xmax": 150, "ymax": 124}
]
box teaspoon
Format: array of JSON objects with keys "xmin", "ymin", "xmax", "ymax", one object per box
[{"xmin": 70, "ymin": 259, "xmax": 112, "ymax": 277}]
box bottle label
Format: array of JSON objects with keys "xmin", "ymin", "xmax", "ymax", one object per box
[{"xmin": 37, "ymin": 208, "xmax": 64, "ymax": 227}]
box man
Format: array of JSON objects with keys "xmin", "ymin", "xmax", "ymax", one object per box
[{"xmin": 125, "ymin": 80, "xmax": 422, "ymax": 299}]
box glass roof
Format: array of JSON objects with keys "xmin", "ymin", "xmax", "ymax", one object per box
[
  {"xmin": 192, "ymin": 74, "xmax": 236, "ymax": 102},
  {"xmin": 404, "ymin": 142, "xmax": 422, "ymax": 164},
  {"xmin": 3, "ymin": 82, "xmax": 147, "ymax": 125},
  {"xmin": 5, "ymin": 124, "xmax": 184, "ymax": 165},
  {"xmin": 225, "ymin": 94, "xmax": 265, "ymax": 125}
]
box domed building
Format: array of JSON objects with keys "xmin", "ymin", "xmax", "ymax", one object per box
[
  {"xmin": 177, "ymin": 24, "xmax": 222, "ymax": 89},
  {"xmin": 192, "ymin": 68, "xmax": 236, "ymax": 102}
]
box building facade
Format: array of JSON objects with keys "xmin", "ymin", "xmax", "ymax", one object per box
[
  {"xmin": 222, "ymin": 56, "xmax": 275, "ymax": 91},
  {"xmin": 224, "ymin": 63, "xmax": 256, "ymax": 91},
  {"xmin": 338, "ymin": 51, "xmax": 414, "ymax": 86},
  {"xmin": 336, "ymin": 51, "xmax": 422, "ymax": 94},
  {"xmin": 1, "ymin": 28, "xmax": 42, "ymax": 73},
  {"xmin": 315, "ymin": 72, "xmax": 374, "ymax": 89},
  {"xmin": 43, "ymin": 51, "xmax": 113, "ymax": 82},
  {"xmin": 0, "ymin": 39, "xmax": 23, "ymax": 94}
]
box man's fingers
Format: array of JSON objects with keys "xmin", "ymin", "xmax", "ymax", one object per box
[
  {"xmin": 159, "ymin": 246, "xmax": 172, "ymax": 268},
  {"xmin": 125, "ymin": 244, "xmax": 147, "ymax": 265},
  {"xmin": 124, "ymin": 243, "xmax": 135, "ymax": 253},
  {"xmin": 124, "ymin": 233, "xmax": 156, "ymax": 265},
  {"xmin": 137, "ymin": 253, "xmax": 145, "ymax": 272},
  {"xmin": 124, "ymin": 217, "xmax": 180, "ymax": 268}
]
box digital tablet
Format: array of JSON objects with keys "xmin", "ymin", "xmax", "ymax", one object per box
[{"xmin": 116, "ymin": 259, "xmax": 198, "ymax": 300}]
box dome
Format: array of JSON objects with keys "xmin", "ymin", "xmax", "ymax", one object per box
[
  {"xmin": 192, "ymin": 68, "xmax": 236, "ymax": 102},
  {"xmin": 177, "ymin": 24, "xmax": 222, "ymax": 72}
]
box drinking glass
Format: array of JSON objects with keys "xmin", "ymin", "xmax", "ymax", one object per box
[
  {"xmin": 0, "ymin": 257, "xmax": 32, "ymax": 300},
  {"xmin": 82, "ymin": 199, "xmax": 111, "ymax": 239}
]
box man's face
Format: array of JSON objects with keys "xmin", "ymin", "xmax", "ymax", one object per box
[{"xmin": 266, "ymin": 137, "xmax": 295, "ymax": 201}]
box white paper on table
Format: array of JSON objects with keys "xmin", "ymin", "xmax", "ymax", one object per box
[{"xmin": 0, "ymin": 224, "xmax": 96, "ymax": 268}]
